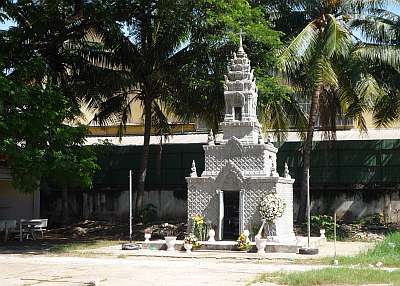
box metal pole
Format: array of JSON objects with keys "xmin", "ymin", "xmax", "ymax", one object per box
[
  {"xmin": 129, "ymin": 170, "xmax": 132, "ymax": 243},
  {"xmin": 334, "ymin": 212, "xmax": 337, "ymax": 259},
  {"xmin": 307, "ymin": 168, "xmax": 310, "ymax": 249}
]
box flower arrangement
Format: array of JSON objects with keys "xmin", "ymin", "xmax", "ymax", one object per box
[
  {"xmin": 192, "ymin": 215, "xmax": 209, "ymax": 241},
  {"xmin": 161, "ymin": 223, "xmax": 177, "ymax": 237},
  {"xmin": 184, "ymin": 233, "xmax": 200, "ymax": 248},
  {"xmin": 236, "ymin": 233, "xmax": 251, "ymax": 251},
  {"xmin": 259, "ymin": 193, "xmax": 286, "ymax": 223}
]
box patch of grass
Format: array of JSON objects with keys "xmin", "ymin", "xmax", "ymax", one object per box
[
  {"xmin": 254, "ymin": 268, "xmax": 400, "ymax": 286},
  {"xmin": 322, "ymin": 231, "xmax": 400, "ymax": 267},
  {"xmin": 49, "ymin": 240, "xmax": 121, "ymax": 254}
]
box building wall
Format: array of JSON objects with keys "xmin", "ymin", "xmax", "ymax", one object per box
[
  {"xmin": 0, "ymin": 180, "xmax": 38, "ymax": 220},
  {"xmin": 41, "ymin": 185, "xmax": 400, "ymax": 224},
  {"xmin": 41, "ymin": 140, "xmax": 400, "ymax": 224},
  {"xmin": 303, "ymin": 189, "xmax": 400, "ymax": 223},
  {"xmin": 41, "ymin": 188, "xmax": 187, "ymax": 225}
]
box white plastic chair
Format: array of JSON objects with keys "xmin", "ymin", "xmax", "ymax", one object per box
[
  {"xmin": 30, "ymin": 219, "xmax": 48, "ymax": 239},
  {"xmin": 19, "ymin": 219, "xmax": 48, "ymax": 240}
]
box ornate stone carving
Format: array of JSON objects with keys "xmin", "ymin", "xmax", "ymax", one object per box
[
  {"xmin": 207, "ymin": 129, "xmax": 215, "ymax": 145},
  {"xmin": 215, "ymin": 160, "xmax": 244, "ymax": 190},
  {"xmin": 223, "ymin": 137, "xmax": 244, "ymax": 159},
  {"xmin": 190, "ymin": 160, "xmax": 197, "ymax": 178},
  {"xmin": 284, "ymin": 162, "xmax": 291, "ymax": 179},
  {"xmin": 258, "ymin": 133, "xmax": 264, "ymax": 145},
  {"xmin": 219, "ymin": 30, "xmax": 262, "ymax": 145},
  {"xmin": 271, "ymin": 155, "xmax": 279, "ymax": 177}
]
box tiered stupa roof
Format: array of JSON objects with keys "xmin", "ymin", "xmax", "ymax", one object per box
[{"xmin": 220, "ymin": 32, "xmax": 262, "ymax": 145}]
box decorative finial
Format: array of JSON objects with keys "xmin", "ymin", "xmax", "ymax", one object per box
[
  {"xmin": 207, "ymin": 129, "xmax": 215, "ymax": 145},
  {"xmin": 190, "ymin": 160, "xmax": 197, "ymax": 177},
  {"xmin": 270, "ymin": 156, "xmax": 279, "ymax": 177},
  {"xmin": 284, "ymin": 162, "xmax": 291, "ymax": 179},
  {"xmin": 258, "ymin": 133, "xmax": 264, "ymax": 145},
  {"xmin": 238, "ymin": 28, "xmax": 244, "ymax": 52}
]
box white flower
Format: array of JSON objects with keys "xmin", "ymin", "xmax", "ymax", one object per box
[{"xmin": 259, "ymin": 193, "xmax": 286, "ymax": 222}]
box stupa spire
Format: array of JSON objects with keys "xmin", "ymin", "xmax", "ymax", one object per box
[
  {"xmin": 220, "ymin": 28, "xmax": 261, "ymax": 144},
  {"xmin": 238, "ymin": 28, "xmax": 244, "ymax": 53}
]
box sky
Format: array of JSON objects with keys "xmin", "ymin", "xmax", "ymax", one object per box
[
  {"xmin": 390, "ymin": 3, "xmax": 400, "ymax": 14},
  {"xmin": 0, "ymin": 3, "xmax": 399, "ymax": 30},
  {"xmin": 0, "ymin": 20, "xmax": 12, "ymax": 30}
]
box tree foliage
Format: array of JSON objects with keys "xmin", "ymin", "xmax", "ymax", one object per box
[
  {"xmin": 272, "ymin": 0, "xmax": 400, "ymax": 222},
  {"xmin": 0, "ymin": 0, "xmax": 102, "ymax": 193}
]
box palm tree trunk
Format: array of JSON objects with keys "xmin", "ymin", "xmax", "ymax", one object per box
[
  {"xmin": 297, "ymin": 85, "xmax": 321, "ymax": 223},
  {"xmin": 135, "ymin": 98, "xmax": 152, "ymax": 219}
]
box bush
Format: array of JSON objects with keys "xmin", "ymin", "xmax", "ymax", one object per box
[
  {"xmin": 310, "ymin": 215, "xmax": 348, "ymax": 240},
  {"xmin": 310, "ymin": 215, "xmax": 334, "ymax": 237},
  {"xmin": 359, "ymin": 213, "xmax": 385, "ymax": 226}
]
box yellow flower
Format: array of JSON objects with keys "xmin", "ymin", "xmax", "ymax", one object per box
[{"xmin": 192, "ymin": 215, "xmax": 205, "ymax": 225}]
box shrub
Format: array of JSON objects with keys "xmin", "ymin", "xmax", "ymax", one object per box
[
  {"xmin": 310, "ymin": 215, "xmax": 335, "ymax": 239},
  {"xmin": 359, "ymin": 213, "xmax": 385, "ymax": 226}
]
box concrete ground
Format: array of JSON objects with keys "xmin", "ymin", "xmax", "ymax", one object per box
[
  {"xmin": 0, "ymin": 254, "xmax": 325, "ymax": 286},
  {"xmin": 0, "ymin": 241, "xmax": 373, "ymax": 286}
]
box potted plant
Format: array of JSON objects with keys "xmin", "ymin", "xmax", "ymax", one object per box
[
  {"xmin": 255, "ymin": 222, "xmax": 268, "ymax": 254},
  {"xmin": 163, "ymin": 223, "xmax": 177, "ymax": 251},
  {"xmin": 183, "ymin": 233, "xmax": 199, "ymax": 253},
  {"xmin": 144, "ymin": 227, "xmax": 152, "ymax": 242},
  {"xmin": 235, "ymin": 233, "xmax": 251, "ymax": 251},
  {"xmin": 257, "ymin": 193, "xmax": 286, "ymax": 254}
]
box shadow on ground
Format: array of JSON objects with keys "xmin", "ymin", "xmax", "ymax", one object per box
[
  {"xmin": 0, "ymin": 219, "xmax": 185, "ymax": 255},
  {"xmin": 0, "ymin": 237, "xmax": 117, "ymax": 255}
]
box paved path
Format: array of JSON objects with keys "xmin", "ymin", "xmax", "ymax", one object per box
[{"xmin": 0, "ymin": 254, "xmax": 324, "ymax": 286}]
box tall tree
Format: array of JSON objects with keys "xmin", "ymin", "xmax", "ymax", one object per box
[
  {"xmin": 275, "ymin": 0, "xmax": 395, "ymax": 222},
  {"xmin": 83, "ymin": 0, "xmax": 286, "ymax": 218},
  {"xmin": 350, "ymin": 7, "xmax": 400, "ymax": 126},
  {"xmin": 0, "ymin": 0, "xmax": 107, "ymax": 219}
]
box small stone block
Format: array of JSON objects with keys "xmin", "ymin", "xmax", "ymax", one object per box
[{"xmin": 298, "ymin": 247, "xmax": 319, "ymax": 255}]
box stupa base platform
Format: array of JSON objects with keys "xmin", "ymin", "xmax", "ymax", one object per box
[{"xmin": 139, "ymin": 240, "xmax": 308, "ymax": 253}]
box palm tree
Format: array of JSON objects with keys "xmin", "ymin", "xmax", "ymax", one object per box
[
  {"xmin": 349, "ymin": 7, "xmax": 400, "ymax": 126},
  {"xmin": 92, "ymin": 0, "xmax": 195, "ymax": 217},
  {"xmin": 276, "ymin": 0, "xmax": 395, "ymax": 222}
]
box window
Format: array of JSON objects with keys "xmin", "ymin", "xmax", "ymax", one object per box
[
  {"xmin": 234, "ymin": 107, "xmax": 242, "ymax": 121},
  {"xmin": 291, "ymin": 93, "xmax": 353, "ymax": 130}
]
